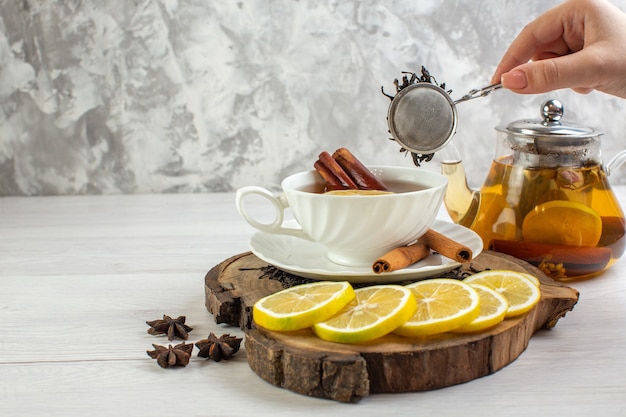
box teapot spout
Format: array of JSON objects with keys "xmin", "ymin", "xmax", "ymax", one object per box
[{"xmin": 440, "ymin": 144, "xmax": 480, "ymax": 227}]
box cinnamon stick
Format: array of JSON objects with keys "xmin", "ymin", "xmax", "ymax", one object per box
[
  {"xmin": 489, "ymin": 239, "xmax": 611, "ymax": 277},
  {"xmin": 418, "ymin": 229, "xmax": 473, "ymax": 263},
  {"xmin": 315, "ymin": 151, "xmax": 358, "ymax": 191},
  {"xmin": 313, "ymin": 160, "xmax": 346, "ymax": 191},
  {"xmin": 332, "ymin": 148, "xmax": 389, "ymax": 191},
  {"xmin": 372, "ymin": 242, "xmax": 430, "ymax": 274}
]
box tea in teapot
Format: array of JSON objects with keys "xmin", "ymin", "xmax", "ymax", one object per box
[{"xmin": 442, "ymin": 99, "xmax": 626, "ymax": 280}]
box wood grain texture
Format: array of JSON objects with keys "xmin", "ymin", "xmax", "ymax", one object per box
[{"xmin": 205, "ymin": 250, "xmax": 579, "ymax": 402}]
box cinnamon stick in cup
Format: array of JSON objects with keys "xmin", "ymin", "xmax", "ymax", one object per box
[
  {"xmin": 314, "ymin": 151, "xmax": 358, "ymax": 191},
  {"xmin": 314, "ymin": 148, "xmax": 389, "ymax": 192},
  {"xmin": 332, "ymin": 148, "xmax": 389, "ymax": 191},
  {"xmin": 419, "ymin": 229, "xmax": 473, "ymax": 263},
  {"xmin": 313, "ymin": 160, "xmax": 350, "ymax": 191},
  {"xmin": 372, "ymin": 242, "xmax": 430, "ymax": 274}
]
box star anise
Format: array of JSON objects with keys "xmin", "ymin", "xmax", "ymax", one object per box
[
  {"xmin": 147, "ymin": 342, "xmax": 194, "ymax": 368},
  {"xmin": 146, "ymin": 315, "xmax": 193, "ymax": 340},
  {"xmin": 195, "ymin": 332, "xmax": 243, "ymax": 362}
]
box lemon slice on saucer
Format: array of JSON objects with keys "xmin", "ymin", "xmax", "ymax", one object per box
[
  {"xmin": 253, "ymin": 281, "xmax": 355, "ymax": 331},
  {"xmin": 393, "ymin": 278, "xmax": 481, "ymax": 337},
  {"xmin": 463, "ymin": 270, "xmax": 541, "ymax": 318},
  {"xmin": 312, "ymin": 285, "xmax": 417, "ymax": 343},
  {"xmin": 450, "ymin": 284, "xmax": 509, "ymax": 333}
]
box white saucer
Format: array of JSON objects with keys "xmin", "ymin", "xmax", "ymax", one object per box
[{"xmin": 249, "ymin": 219, "xmax": 483, "ymax": 283}]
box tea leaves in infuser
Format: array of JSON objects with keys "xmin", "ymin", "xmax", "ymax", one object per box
[
  {"xmin": 382, "ymin": 67, "xmax": 500, "ymax": 167},
  {"xmin": 381, "ymin": 66, "xmax": 454, "ymax": 167}
]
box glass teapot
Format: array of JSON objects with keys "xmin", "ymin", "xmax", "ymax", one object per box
[{"xmin": 442, "ymin": 99, "xmax": 626, "ymax": 280}]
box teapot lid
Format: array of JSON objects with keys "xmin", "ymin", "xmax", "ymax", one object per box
[{"xmin": 497, "ymin": 99, "xmax": 601, "ymax": 138}]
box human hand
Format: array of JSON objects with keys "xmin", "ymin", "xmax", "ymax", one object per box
[{"xmin": 491, "ymin": 0, "xmax": 626, "ymax": 99}]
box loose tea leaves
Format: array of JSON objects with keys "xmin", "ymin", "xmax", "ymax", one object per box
[
  {"xmin": 381, "ymin": 66, "xmax": 451, "ymax": 100},
  {"xmin": 240, "ymin": 265, "xmax": 315, "ymax": 288},
  {"xmin": 381, "ymin": 66, "xmax": 453, "ymax": 167}
]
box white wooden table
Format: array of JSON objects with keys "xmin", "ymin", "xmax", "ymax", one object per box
[{"xmin": 2, "ymin": 191, "xmax": 626, "ymax": 417}]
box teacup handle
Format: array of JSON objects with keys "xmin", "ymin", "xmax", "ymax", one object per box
[{"xmin": 235, "ymin": 186, "xmax": 312, "ymax": 240}]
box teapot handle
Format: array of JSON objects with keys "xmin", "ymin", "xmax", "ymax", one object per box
[{"xmin": 606, "ymin": 150, "xmax": 626, "ymax": 176}]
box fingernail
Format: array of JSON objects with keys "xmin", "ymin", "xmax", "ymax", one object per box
[{"xmin": 502, "ymin": 70, "xmax": 528, "ymax": 89}]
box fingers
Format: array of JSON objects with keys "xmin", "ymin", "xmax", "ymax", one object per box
[
  {"xmin": 500, "ymin": 52, "xmax": 596, "ymax": 94},
  {"xmin": 491, "ymin": 0, "xmax": 626, "ymax": 98}
]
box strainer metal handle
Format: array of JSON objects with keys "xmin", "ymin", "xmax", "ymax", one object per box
[{"xmin": 454, "ymin": 83, "xmax": 502, "ymax": 104}]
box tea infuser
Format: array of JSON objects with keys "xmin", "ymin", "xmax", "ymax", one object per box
[{"xmin": 386, "ymin": 82, "xmax": 502, "ymax": 155}]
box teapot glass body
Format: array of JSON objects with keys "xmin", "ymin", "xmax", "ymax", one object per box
[{"xmin": 443, "ymin": 100, "xmax": 626, "ymax": 280}]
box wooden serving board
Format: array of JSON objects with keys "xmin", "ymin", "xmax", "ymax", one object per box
[{"xmin": 204, "ymin": 250, "xmax": 579, "ymax": 402}]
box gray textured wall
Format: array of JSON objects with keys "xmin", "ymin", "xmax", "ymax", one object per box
[{"xmin": 1, "ymin": 0, "xmax": 625, "ymax": 195}]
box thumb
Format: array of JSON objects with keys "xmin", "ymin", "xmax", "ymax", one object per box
[{"xmin": 501, "ymin": 54, "xmax": 594, "ymax": 94}]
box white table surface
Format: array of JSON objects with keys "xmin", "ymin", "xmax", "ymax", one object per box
[{"xmin": 2, "ymin": 190, "xmax": 626, "ymax": 417}]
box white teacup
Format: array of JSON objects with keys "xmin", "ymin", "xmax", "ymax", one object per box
[{"xmin": 236, "ymin": 165, "xmax": 447, "ymax": 267}]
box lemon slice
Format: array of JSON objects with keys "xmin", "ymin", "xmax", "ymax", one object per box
[
  {"xmin": 519, "ymin": 272, "xmax": 541, "ymax": 287},
  {"xmin": 522, "ymin": 200, "xmax": 602, "ymax": 246},
  {"xmin": 450, "ymin": 284, "xmax": 509, "ymax": 333},
  {"xmin": 253, "ymin": 281, "xmax": 355, "ymax": 331},
  {"xmin": 325, "ymin": 189, "xmax": 392, "ymax": 196},
  {"xmin": 312, "ymin": 285, "xmax": 417, "ymax": 344},
  {"xmin": 393, "ymin": 279, "xmax": 481, "ymax": 337},
  {"xmin": 463, "ymin": 270, "xmax": 541, "ymax": 318}
]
